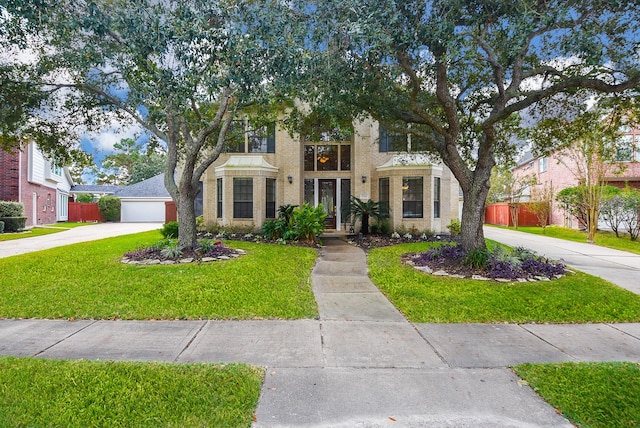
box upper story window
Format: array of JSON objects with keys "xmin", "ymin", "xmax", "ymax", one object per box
[
  {"xmin": 616, "ymin": 134, "xmax": 634, "ymax": 162},
  {"xmin": 304, "ymin": 143, "xmax": 351, "ymax": 172},
  {"xmin": 538, "ymin": 157, "xmax": 547, "ymax": 172},
  {"xmin": 379, "ymin": 125, "xmax": 429, "ymax": 152},
  {"xmin": 225, "ymin": 119, "xmax": 275, "ymax": 154}
]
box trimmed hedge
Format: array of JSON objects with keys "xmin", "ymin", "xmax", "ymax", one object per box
[
  {"xmin": 0, "ymin": 201, "xmax": 25, "ymax": 217},
  {"xmin": 0, "ymin": 217, "xmax": 27, "ymax": 232},
  {"xmin": 0, "ymin": 221, "xmax": 4, "ymax": 233}
]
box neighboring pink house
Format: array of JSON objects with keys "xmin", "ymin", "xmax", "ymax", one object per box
[
  {"xmin": 0, "ymin": 143, "xmax": 74, "ymax": 226},
  {"xmin": 512, "ymin": 126, "xmax": 640, "ymax": 227}
]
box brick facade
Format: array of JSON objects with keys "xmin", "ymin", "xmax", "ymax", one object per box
[
  {"xmin": 202, "ymin": 116, "xmax": 460, "ymax": 233},
  {"xmin": 0, "ymin": 144, "xmax": 71, "ymax": 226},
  {"xmin": 512, "ymin": 127, "xmax": 640, "ymax": 227},
  {"xmin": 0, "ymin": 150, "xmax": 20, "ymax": 201}
]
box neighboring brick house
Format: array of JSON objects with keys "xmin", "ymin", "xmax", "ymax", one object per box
[
  {"xmin": 202, "ymin": 116, "xmax": 460, "ymax": 233},
  {"xmin": 0, "ymin": 143, "xmax": 74, "ymax": 226},
  {"xmin": 512, "ymin": 126, "xmax": 640, "ymax": 227}
]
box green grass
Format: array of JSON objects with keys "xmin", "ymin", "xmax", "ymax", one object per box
[
  {"xmin": 0, "ymin": 231, "xmax": 318, "ymax": 320},
  {"xmin": 494, "ymin": 225, "xmax": 640, "ymax": 255},
  {"xmin": 368, "ymin": 242, "xmax": 640, "ymax": 323},
  {"xmin": 0, "ymin": 222, "xmax": 96, "ymax": 242},
  {"xmin": 515, "ymin": 362, "xmax": 640, "ymax": 428},
  {"xmin": 0, "ymin": 356, "xmax": 263, "ymax": 428}
]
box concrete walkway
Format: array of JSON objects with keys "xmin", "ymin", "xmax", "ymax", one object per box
[{"xmin": 1, "ymin": 229, "xmax": 640, "ymax": 426}]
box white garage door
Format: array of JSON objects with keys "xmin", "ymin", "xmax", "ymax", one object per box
[{"xmin": 120, "ymin": 200, "xmax": 166, "ymax": 222}]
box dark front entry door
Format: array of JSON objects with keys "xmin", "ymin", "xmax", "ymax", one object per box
[{"xmin": 319, "ymin": 179, "xmax": 337, "ymax": 229}]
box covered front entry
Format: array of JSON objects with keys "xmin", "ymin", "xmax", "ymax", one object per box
[{"xmin": 319, "ymin": 179, "xmax": 337, "ymax": 229}]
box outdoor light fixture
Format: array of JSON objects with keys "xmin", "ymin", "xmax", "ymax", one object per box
[
  {"xmin": 287, "ymin": 175, "xmax": 293, "ymax": 184},
  {"xmin": 361, "ymin": 175, "xmax": 367, "ymax": 183}
]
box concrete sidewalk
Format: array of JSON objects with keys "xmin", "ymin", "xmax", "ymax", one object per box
[
  {"xmin": 3, "ymin": 236, "xmax": 640, "ymax": 427},
  {"xmin": 484, "ymin": 226, "xmax": 640, "ymax": 294},
  {"xmin": 0, "ymin": 222, "xmax": 161, "ymax": 258}
]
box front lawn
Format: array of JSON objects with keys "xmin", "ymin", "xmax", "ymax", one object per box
[
  {"xmin": 515, "ymin": 362, "xmax": 640, "ymax": 428},
  {"xmin": 0, "ymin": 357, "xmax": 263, "ymax": 428},
  {"xmin": 0, "ymin": 231, "xmax": 318, "ymax": 320},
  {"xmin": 368, "ymin": 242, "xmax": 640, "ymax": 323},
  {"xmin": 494, "ymin": 225, "xmax": 640, "ymax": 255}
]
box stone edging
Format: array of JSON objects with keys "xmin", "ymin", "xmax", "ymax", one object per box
[
  {"xmin": 409, "ymin": 263, "xmax": 570, "ymax": 283},
  {"xmin": 120, "ymin": 249, "xmax": 246, "ymax": 265}
]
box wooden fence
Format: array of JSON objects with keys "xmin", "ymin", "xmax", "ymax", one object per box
[
  {"xmin": 484, "ymin": 203, "xmax": 544, "ymax": 227},
  {"xmin": 68, "ymin": 202, "xmax": 104, "ymax": 223}
]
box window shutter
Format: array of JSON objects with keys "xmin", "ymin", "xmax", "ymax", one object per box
[
  {"xmin": 379, "ymin": 125, "xmax": 388, "ymax": 152},
  {"xmin": 267, "ymin": 123, "xmax": 276, "ymax": 153}
]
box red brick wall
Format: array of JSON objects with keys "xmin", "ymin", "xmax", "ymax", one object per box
[{"xmin": 0, "ymin": 150, "xmax": 20, "ymax": 201}]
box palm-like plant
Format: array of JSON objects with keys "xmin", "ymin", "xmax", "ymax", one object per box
[{"xmin": 350, "ymin": 197, "xmax": 382, "ymax": 235}]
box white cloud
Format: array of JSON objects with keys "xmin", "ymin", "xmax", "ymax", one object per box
[{"xmin": 84, "ymin": 118, "xmax": 144, "ymax": 153}]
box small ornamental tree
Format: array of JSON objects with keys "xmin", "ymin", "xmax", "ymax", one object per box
[{"xmin": 529, "ymin": 184, "xmax": 554, "ymax": 232}]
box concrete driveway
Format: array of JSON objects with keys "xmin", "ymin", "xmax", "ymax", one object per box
[
  {"xmin": 484, "ymin": 226, "xmax": 640, "ymax": 294},
  {"xmin": 0, "ymin": 222, "xmax": 161, "ymax": 259}
]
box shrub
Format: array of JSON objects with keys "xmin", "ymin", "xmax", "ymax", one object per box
[
  {"xmin": 292, "ymin": 203, "xmax": 326, "ymax": 243},
  {"xmin": 97, "ymin": 196, "xmax": 121, "ymax": 222},
  {"xmin": 75, "ymin": 194, "xmax": 94, "ymax": 203},
  {"xmin": 0, "ymin": 221, "xmax": 4, "ymax": 233},
  {"xmin": 160, "ymin": 221, "xmax": 179, "ymax": 239},
  {"xmin": 447, "ymin": 219, "xmax": 461, "ymax": 236},
  {"xmin": 463, "ymin": 248, "xmax": 491, "ymax": 269},
  {"xmin": 0, "ymin": 217, "xmax": 27, "ymax": 232},
  {"xmin": 0, "ymin": 201, "xmax": 24, "ymax": 217}
]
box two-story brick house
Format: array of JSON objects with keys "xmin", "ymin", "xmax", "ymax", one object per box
[
  {"xmin": 202, "ymin": 116, "xmax": 460, "ymax": 233},
  {"xmin": 512, "ymin": 126, "xmax": 640, "ymax": 227},
  {"xmin": 0, "ymin": 143, "xmax": 73, "ymax": 226}
]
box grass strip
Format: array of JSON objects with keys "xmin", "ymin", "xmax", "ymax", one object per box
[
  {"xmin": 491, "ymin": 225, "xmax": 640, "ymax": 255},
  {"xmin": 368, "ymin": 242, "xmax": 640, "ymax": 323},
  {"xmin": 514, "ymin": 362, "xmax": 640, "ymax": 428},
  {"xmin": 0, "ymin": 231, "xmax": 318, "ymax": 320},
  {"xmin": 0, "ymin": 356, "xmax": 263, "ymax": 428}
]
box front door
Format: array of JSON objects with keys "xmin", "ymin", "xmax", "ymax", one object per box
[{"xmin": 319, "ymin": 179, "xmax": 336, "ymax": 229}]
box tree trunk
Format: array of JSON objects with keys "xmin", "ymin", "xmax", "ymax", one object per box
[
  {"xmin": 458, "ymin": 177, "xmax": 491, "ymax": 252},
  {"xmin": 176, "ymin": 189, "xmax": 198, "ymax": 251},
  {"xmin": 362, "ymin": 213, "xmax": 369, "ymax": 235}
]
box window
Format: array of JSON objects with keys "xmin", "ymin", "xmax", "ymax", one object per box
[
  {"xmin": 538, "ymin": 157, "xmax": 547, "ymax": 172},
  {"xmin": 402, "ymin": 177, "xmax": 423, "ymax": 218},
  {"xmin": 266, "ymin": 178, "xmax": 276, "ymax": 219},
  {"xmin": 303, "ymin": 143, "xmax": 351, "ymax": 172},
  {"xmin": 233, "ymin": 178, "xmax": 253, "ymax": 218},
  {"xmin": 225, "ymin": 120, "xmax": 275, "ymax": 153},
  {"xmin": 617, "ymin": 135, "xmax": 634, "ymax": 162},
  {"xmin": 216, "ymin": 178, "xmax": 223, "ymax": 219},
  {"xmin": 635, "ymin": 135, "xmax": 640, "ymax": 162},
  {"xmin": 379, "ymin": 125, "xmax": 408, "ymax": 152},
  {"xmin": 340, "ymin": 179, "xmax": 351, "ymax": 221},
  {"xmin": 433, "ymin": 177, "xmax": 441, "ymax": 219},
  {"xmin": 379, "ymin": 178, "xmax": 390, "ymax": 218},
  {"xmin": 249, "ymin": 123, "xmax": 276, "ymax": 153},
  {"xmin": 304, "ymin": 179, "xmax": 315, "ymax": 205},
  {"xmin": 340, "ymin": 145, "xmax": 351, "ymax": 171},
  {"xmin": 316, "ymin": 145, "xmax": 338, "ymax": 171}
]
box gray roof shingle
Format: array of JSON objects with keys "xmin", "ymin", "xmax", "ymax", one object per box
[{"xmin": 114, "ymin": 173, "xmax": 170, "ymax": 198}]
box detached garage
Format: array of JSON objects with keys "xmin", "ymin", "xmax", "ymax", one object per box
[{"xmin": 115, "ymin": 174, "xmax": 171, "ymax": 223}]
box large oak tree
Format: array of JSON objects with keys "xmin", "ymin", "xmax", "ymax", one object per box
[
  {"xmin": 1, "ymin": 0, "xmax": 297, "ymax": 250},
  {"xmin": 292, "ymin": 0, "xmax": 640, "ymax": 251}
]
